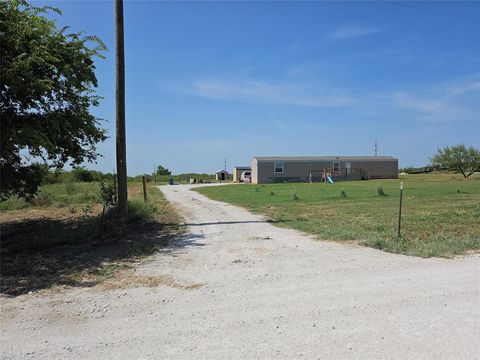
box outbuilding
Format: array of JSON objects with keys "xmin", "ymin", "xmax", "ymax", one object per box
[
  {"xmin": 250, "ymin": 156, "xmax": 398, "ymax": 184},
  {"xmin": 232, "ymin": 166, "xmax": 251, "ymax": 182},
  {"xmin": 215, "ymin": 170, "xmax": 229, "ymax": 181}
]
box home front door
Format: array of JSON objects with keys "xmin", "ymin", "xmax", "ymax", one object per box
[{"xmin": 345, "ymin": 162, "xmax": 351, "ymax": 176}]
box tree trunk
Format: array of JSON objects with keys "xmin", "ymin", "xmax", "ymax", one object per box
[{"xmin": 115, "ymin": 0, "xmax": 128, "ymax": 216}]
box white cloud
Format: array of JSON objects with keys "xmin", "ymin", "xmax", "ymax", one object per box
[
  {"xmin": 391, "ymin": 79, "xmax": 479, "ymax": 123},
  {"xmin": 446, "ymin": 79, "xmax": 480, "ymax": 97},
  {"xmin": 180, "ymin": 74, "xmax": 479, "ymax": 124},
  {"xmin": 189, "ymin": 79, "xmax": 356, "ymax": 108},
  {"xmin": 329, "ymin": 25, "xmax": 382, "ymax": 41},
  {"xmin": 392, "ymin": 93, "xmax": 453, "ymax": 115}
]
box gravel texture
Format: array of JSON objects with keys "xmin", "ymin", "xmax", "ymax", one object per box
[{"xmin": 1, "ymin": 184, "xmax": 479, "ymax": 359}]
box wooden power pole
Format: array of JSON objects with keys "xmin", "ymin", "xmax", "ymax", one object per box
[{"xmin": 115, "ymin": 0, "xmax": 128, "ymax": 216}]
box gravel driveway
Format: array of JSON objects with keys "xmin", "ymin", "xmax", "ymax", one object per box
[{"xmin": 1, "ymin": 184, "xmax": 479, "ymax": 359}]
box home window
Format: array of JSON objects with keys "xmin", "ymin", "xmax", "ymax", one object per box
[
  {"xmin": 333, "ymin": 161, "xmax": 340, "ymax": 173},
  {"xmin": 274, "ymin": 161, "xmax": 284, "ymax": 173}
]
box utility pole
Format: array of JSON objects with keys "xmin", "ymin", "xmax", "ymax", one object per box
[
  {"xmin": 224, "ymin": 158, "xmax": 227, "ymax": 172},
  {"xmin": 115, "ymin": 0, "xmax": 128, "ymax": 216},
  {"xmin": 374, "ymin": 140, "xmax": 378, "ymax": 157}
]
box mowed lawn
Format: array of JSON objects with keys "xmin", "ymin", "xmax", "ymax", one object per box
[{"xmin": 195, "ymin": 174, "xmax": 480, "ymax": 257}]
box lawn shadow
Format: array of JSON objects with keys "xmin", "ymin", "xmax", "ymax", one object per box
[
  {"xmin": 184, "ymin": 219, "xmax": 287, "ymax": 227},
  {"xmin": 0, "ymin": 214, "xmax": 186, "ymax": 297}
]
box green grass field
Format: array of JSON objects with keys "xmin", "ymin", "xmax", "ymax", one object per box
[{"xmin": 195, "ymin": 174, "xmax": 480, "ymax": 257}]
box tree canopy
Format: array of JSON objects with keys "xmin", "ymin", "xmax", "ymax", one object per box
[
  {"xmin": 431, "ymin": 144, "xmax": 480, "ymax": 179},
  {"xmin": 156, "ymin": 165, "xmax": 171, "ymax": 176},
  {"xmin": 0, "ymin": 0, "xmax": 107, "ymax": 199}
]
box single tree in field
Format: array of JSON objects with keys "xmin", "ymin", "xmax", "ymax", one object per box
[
  {"xmin": 0, "ymin": 0, "xmax": 107, "ymax": 199},
  {"xmin": 156, "ymin": 165, "xmax": 171, "ymax": 176},
  {"xmin": 431, "ymin": 144, "xmax": 480, "ymax": 179}
]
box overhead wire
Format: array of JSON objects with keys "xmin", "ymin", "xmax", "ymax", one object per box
[{"xmin": 377, "ymin": 1, "xmax": 479, "ymax": 22}]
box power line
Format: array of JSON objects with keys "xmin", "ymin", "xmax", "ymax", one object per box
[{"xmin": 377, "ymin": 1, "xmax": 478, "ymax": 22}]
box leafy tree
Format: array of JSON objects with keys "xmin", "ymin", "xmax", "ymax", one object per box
[
  {"xmin": 431, "ymin": 144, "xmax": 480, "ymax": 179},
  {"xmin": 71, "ymin": 167, "xmax": 94, "ymax": 182},
  {"xmin": 0, "ymin": 0, "xmax": 107, "ymax": 199},
  {"xmin": 156, "ymin": 165, "xmax": 171, "ymax": 176}
]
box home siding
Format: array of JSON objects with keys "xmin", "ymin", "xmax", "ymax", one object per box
[
  {"xmin": 350, "ymin": 159, "xmax": 398, "ymax": 179},
  {"xmin": 254, "ymin": 158, "xmax": 398, "ymax": 183}
]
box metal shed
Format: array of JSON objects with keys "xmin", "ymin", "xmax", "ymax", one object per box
[{"xmin": 215, "ymin": 170, "xmax": 229, "ymax": 181}]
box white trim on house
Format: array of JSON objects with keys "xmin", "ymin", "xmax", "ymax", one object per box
[
  {"xmin": 274, "ymin": 161, "xmax": 284, "ymax": 173},
  {"xmin": 333, "ymin": 161, "xmax": 340, "ymax": 172}
]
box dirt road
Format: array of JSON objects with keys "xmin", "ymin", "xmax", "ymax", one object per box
[{"xmin": 1, "ymin": 184, "xmax": 479, "ymax": 359}]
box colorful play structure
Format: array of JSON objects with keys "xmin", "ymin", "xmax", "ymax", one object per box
[{"xmin": 307, "ymin": 169, "xmax": 335, "ymax": 184}]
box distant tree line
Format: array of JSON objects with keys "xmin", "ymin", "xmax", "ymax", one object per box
[{"xmin": 29, "ymin": 166, "xmax": 216, "ymax": 186}]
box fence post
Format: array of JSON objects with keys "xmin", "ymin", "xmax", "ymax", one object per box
[
  {"xmin": 397, "ymin": 181, "xmax": 403, "ymax": 239},
  {"xmin": 142, "ymin": 175, "xmax": 148, "ymax": 203}
]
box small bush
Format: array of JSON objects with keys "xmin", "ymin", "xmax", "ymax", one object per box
[
  {"xmin": 255, "ymin": 187, "xmax": 260, "ymax": 192},
  {"xmin": 377, "ymin": 186, "xmax": 387, "ymax": 197},
  {"xmin": 98, "ymin": 180, "xmax": 117, "ymax": 207},
  {"xmin": 340, "ymin": 190, "xmax": 348, "ymax": 198},
  {"xmin": 127, "ymin": 200, "xmax": 157, "ymax": 223},
  {"xmin": 32, "ymin": 192, "xmax": 53, "ymax": 207},
  {"xmin": 292, "ymin": 193, "xmax": 299, "ymax": 201},
  {"xmin": 0, "ymin": 196, "xmax": 29, "ymax": 211},
  {"xmin": 270, "ymin": 191, "xmax": 275, "ymax": 196}
]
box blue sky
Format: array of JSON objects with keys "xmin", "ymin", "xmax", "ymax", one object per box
[{"xmin": 41, "ymin": 1, "xmax": 479, "ymax": 175}]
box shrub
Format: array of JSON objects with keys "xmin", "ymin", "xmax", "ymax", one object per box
[
  {"xmin": 98, "ymin": 180, "xmax": 117, "ymax": 207},
  {"xmin": 72, "ymin": 167, "xmax": 94, "ymax": 182},
  {"xmin": 127, "ymin": 200, "xmax": 157, "ymax": 223},
  {"xmin": 32, "ymin": 192, "xmax": 53, "ymax": 207},
  {"xmin": 292, "ymin": 193, "xmax": 299, "ymax": 201},
  {"xmin": 0, "ymin": 196, "xmax": 29, "ymax": 211},
  {"xmin": 340, "ymin": 190, "xmax": 348, "ymax": 198},
  {"xmin": 255, "ymin": 187, "xmax": 260, "ymax": 192},
  {"xmin": 377, "ymin": 186, "xmax": 387, "ymax": 197},
  {"xmin": 270, "ymin": 191, "xmax": 275, "ymax": 196}
]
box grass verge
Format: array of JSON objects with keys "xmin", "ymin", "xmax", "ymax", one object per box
[
  {"xmin": 0, "ymin": 184, "xmax": 183, "ymax": 296},
  {"xmin": 195, "ymin": 173, "xmax": 480, "ymax": 258}
]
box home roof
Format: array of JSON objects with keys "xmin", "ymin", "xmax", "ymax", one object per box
[
  {"xmin": 233, "ymin": 166, "xmax": 251, "ymax": 170},
  {"xmin": 216, "ymin": 170, "xmax": 228, "ymax": 173},
  {"xmin": 253, "ymin": 156, "xmax": 397, "ymax": 161}
]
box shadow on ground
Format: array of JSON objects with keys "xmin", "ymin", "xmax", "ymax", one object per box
[
  {"xmin": 0, "ymin": 215, "xmax": 196, "ymax": 297},
  {"xmin": 184, "ymin": 219, "xmax": 287, "ymax": 227}
]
